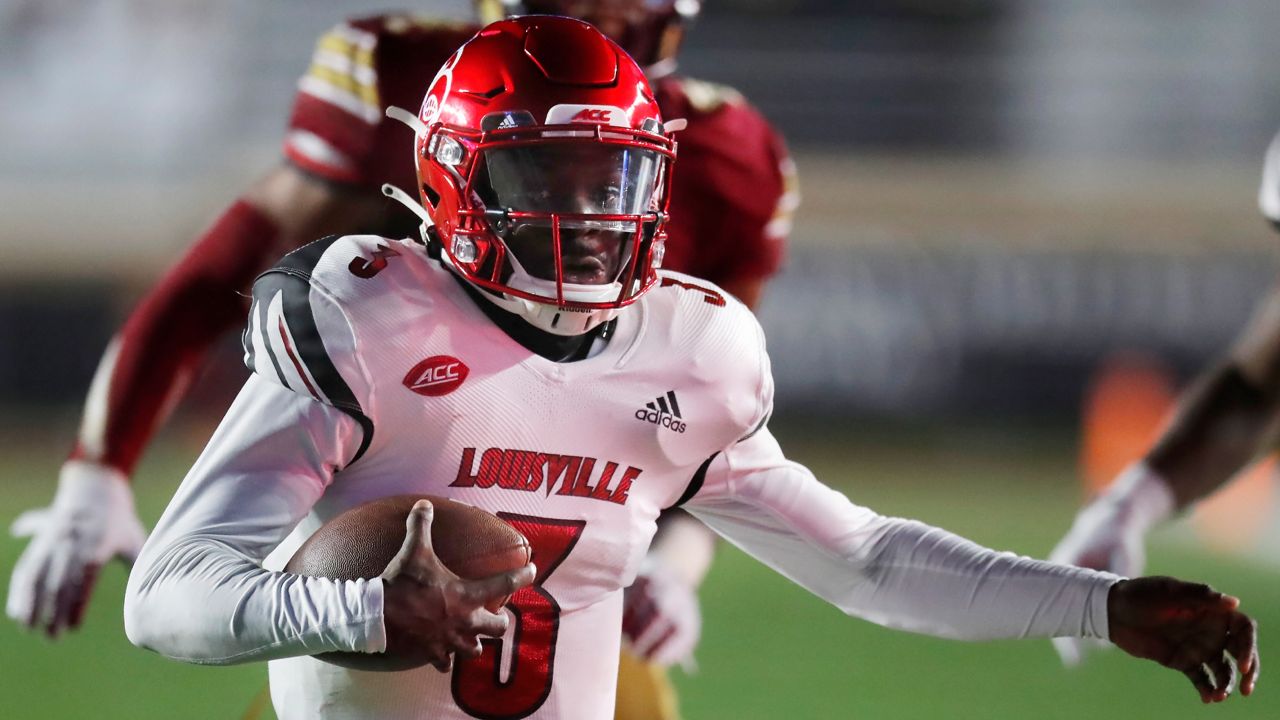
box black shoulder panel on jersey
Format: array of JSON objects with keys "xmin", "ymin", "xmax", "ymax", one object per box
[
  {"xmin": 671, "ymin": 451, "xmax": 720, "ymax": 508},
  {"xmin": 245, "ymin": 235, "xmax": 374, "ymax": 464}
]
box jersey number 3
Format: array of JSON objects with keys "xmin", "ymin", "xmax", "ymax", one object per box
[
  {"xmin": 348, "ymin": 243, "xmax": 402, "ymax": 278},
  {"xmin": 451, "ymin": 515, "xmax": 585, "ymax": 719}
]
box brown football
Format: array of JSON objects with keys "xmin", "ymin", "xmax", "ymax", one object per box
[{"xmin": 285, "ymin": 494, "xmax": 531, "ymax": 672}]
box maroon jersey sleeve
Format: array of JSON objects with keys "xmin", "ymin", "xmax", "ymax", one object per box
[
  {"xmin": 655, "ymin": 76, "xmax": 798, "ymax": 288},
  {"xmin": 69, "ymin": 201, "xmax": 280, "ymax": 475},
  {"xmin": 283, "ymin": 15, "xmax": 477, "ymax": 189}
]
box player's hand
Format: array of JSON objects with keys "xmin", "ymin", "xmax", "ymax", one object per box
[
  {"xmin": 7, "ymin": 460, "xmax": 146, "ymax": 637},
  {"xmin": 1049, "ymin": 463, "xmax": 1174, "ymax": 666},
  {"xmin": 380, "ymin": 500, "xmax": 535, "ymax": 672},
  {"xmin": 1108, "ymin": 577, "xmax": 1260, "ymax": 703},
  {"xmin": 622, "ymin": 557, "xmax": 702, "ymax": 669}
]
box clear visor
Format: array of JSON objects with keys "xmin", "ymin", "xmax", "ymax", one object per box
[
  {"xmin": 479, "ymin": 143, "xmax": 662, "ymax": 286},
  {"xmin": 482, "ymin": 143, "xmax": 661, "ymax": 219}
]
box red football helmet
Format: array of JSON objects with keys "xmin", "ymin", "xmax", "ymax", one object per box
[
  {"xmin": 477, "ymin": 0, "xmax": 702, "ymax": 73},
  {"xmin": 387, "ymin": 16, "xmax": 679, "ymax": 335}
]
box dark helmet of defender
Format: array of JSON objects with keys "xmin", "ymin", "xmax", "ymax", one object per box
[{"xmin": 477, "ymin": 0, "xmax": 702, "ymax": 74}]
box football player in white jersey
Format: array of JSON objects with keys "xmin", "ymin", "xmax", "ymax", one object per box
[{"xmin": 125, "ymin": 17, "xmax": 1259, "ymax": 719}]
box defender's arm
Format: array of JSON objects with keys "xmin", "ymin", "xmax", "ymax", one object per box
[{"xmin": 5, "ymin": 166, "xmax": 385, "ymax": 636}]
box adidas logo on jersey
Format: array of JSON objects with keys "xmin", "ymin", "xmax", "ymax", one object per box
[{"xmin": 635, "ymin": 390, "xmax": 687, "ymax": 433}]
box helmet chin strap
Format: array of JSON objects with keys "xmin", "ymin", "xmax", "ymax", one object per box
[{"xmin": 381, "ymin": 182, "xmax": 437, "ymax": 246}]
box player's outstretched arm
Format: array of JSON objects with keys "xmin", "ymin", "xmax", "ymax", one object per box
[
  {"xmin": 680, "ymin": 429, "xmax": 1260, "ymax": 703},
  {"xmin": 381, "ymin": 500, "xmax": 535, "ymax": 673},
  {"xmin": 6, "ymin": 164, "xmax": 384, "ymax": 636}
]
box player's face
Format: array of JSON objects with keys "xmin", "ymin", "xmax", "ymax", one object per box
[
  {"xmin": 504, "ymin": 224, "xmax": 625, "ymax": 285},
  {"xmin": 480, "ymin": 143, "xmax": 661, "ymax": 285}
]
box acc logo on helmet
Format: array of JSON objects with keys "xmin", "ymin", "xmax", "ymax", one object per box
[{"xmin": 545, "ymin": 104, "xmax": 627, "ymax": 127}]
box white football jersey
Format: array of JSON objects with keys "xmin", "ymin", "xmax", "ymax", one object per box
[
  {"xmin": 246, "ymin": 234, "xmax": 768, "ymax": 720},
  {"xmin": 127, "ymin": 234, "xmax": 1121, "ymax": 720}
]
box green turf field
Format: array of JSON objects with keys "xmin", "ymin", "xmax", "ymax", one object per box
[{"xmin": 2, "ymin": 422, "xmax": 1275, "ymax": 719}]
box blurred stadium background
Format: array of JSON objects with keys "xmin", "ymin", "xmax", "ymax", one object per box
[{"xmin": 2, "ymin": 0, "xmax": 1279, "ymax": 717}]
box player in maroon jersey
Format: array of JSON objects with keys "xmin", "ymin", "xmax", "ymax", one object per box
[{"xmin": 8, "ymin": 2, "xmax": 794, "ymax": 718}]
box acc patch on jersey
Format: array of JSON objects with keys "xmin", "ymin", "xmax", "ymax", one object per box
[{"xmin": 403, "ymin": 355, "xmax": 469, "ymax": 396}]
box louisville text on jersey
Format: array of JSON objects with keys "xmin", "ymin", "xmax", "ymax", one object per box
[{"xmin": 451, "ymin": 447, "xmax": 640, "ymax": 505}]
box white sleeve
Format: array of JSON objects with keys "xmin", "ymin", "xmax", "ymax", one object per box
[
  {"xmin": 124, "ymin": 374, "xmax": 385, "ymax": 665},
  {"xmin": 682, "ymin": 428, "xmax": 1121, "ymax": 641}
]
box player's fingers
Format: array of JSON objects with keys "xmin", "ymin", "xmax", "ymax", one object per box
[
  {"xmin": 9, "ymin": 508, "xmax": 50, "ymax": 538},
  {"xmin": 5, "ymin": 539, "xmax": 42, "ymax": 623},
  {"xmin": 466, "ymin": 608, "xmax": 509, "ymax": 638},
  {"xmin": 3, "ymin": 580, "xmax": 28, "ymax": 625},
  {"xmin": 1241, "ymin": 648, "xmax": 1260, "ymax": 696},
  {"xmin": 637, "ymin": 622, "xmax": 680, "ymax": 661},
  {"xmin": 16, "ymin": 544, "xmax": 54, "ymax": 630},
  {"xmin": 429, "ymin": 654, "xmax": 453, "ymax": 673},
  {"xmin": 1168, "ymin": 632, "xmax": 1228, "ymax": 672},
  {"xmin": 398, "ymin": 500, "xmax": 433, "ymax": 555},
  {"xmin": 622, "ymin": 590, "xmax": 658, "ymax": 640},
  {"xmin": 449, "ymin": 630, "xmax": 485, "ymax": 659},
  {"xmin": 652, "ymin": 631, "xmax": 698, "ymax": 669},
  {"xmin": 456, "ymin": 563, "xmax": 536, "ymax": 606},
  {"xmin": 1226, "ymin": 613, "xmax": 1258, "ymax": 674},
  {"xmin": 50, "ymin": 559, "xmax": 88, "ymax": 639},
  {"xmin": 68, "ymin": 563, "xmax": 101, "ymax": 629},
  {"xmin": 39, "ymin": 549, "xmax": 73, "ymax": 638},
  {"xmin": 397, "ymin": 501, "xmax": 446, "ymax": 577},
  {"xmin": 409, "ymin": 500, "xmax": 436, "ymax": 554},
  {"xmin": 1226, "ymin": 612, "xmax": 1260, "ymax": 696},
  {"xmin": 1184, "ymin": 666, "xmax": 1216, "ymax": 704},
  {"xmin": 1204, "ymin": 655, "xmax": 1235, "ymax": 702},
  {"xmin": 1051, "ymin": 637, "xmax": 1085, "ymax": 667},
  {"xmin": 632, "ymin": 615, "xmax": 673, "ymax": 659},
  {"xmin": 26, "ymin": 570, "xmax": 46, "ymax": 631}
]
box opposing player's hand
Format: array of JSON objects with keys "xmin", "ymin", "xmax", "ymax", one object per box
[
  {"xmin": 1049, "ymin": 496, "xmax": 1146, "ymax": 665},
  {"xmin": 622, "ymin": 557, "xmax": 702, "ymax": 669},
  {"xmin": 380, "ymin": 500, "xmax": 535, "ymax": 672},
  {"xmin": 1049, "ymin": 464, "xmax": 1174, "ymax": 666},
  {"xmin": 1108, "ymin": 577, "xmax": 1259, "ymax": 703},
  {"xmin": 7, "ymin": 460, "xmax": 146, "ymax": 637}
]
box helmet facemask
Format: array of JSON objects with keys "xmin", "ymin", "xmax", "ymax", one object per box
[{"xmin": 385, "ymin": 16, "xmax": 682, "ymax": 336}]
